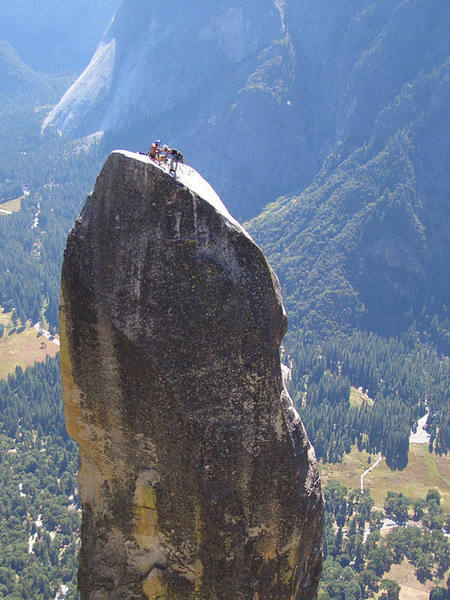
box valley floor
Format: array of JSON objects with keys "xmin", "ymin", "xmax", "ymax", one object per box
[
  {"xmin": 387, "ymin": 561, "xmax": 435, "ymax": 600},
  {"xmin": 320, "ymin": 445, "xmax": 450, "ymax": 512},
  {"xmin": 0, "ymin": 307, "xmax": 59, "ymax": 379}
]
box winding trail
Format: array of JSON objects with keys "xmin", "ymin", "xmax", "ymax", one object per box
[{"xmin": 360, "ymin": 456, "xmax": 384, "ymax": 492}]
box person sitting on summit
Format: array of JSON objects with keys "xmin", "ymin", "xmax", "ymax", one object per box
[{"xmin": 149, "ymin": 140, "xmax": 161, "ymax": 161}]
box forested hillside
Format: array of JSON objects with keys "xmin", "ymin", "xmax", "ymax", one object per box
[
  {"xmin": 0, "ymin": 358, "xmax": 80, "ymax": 600},
  {"xmin": 244, "ymin": 1, "xmax": 450, "ymax": 464},
  {"xmin": 0, "ymin": 88, "xmax": 105, "ymax": 330},
  {"xmin": 248, "ymin": 57, "xmax": 450, "ymax": 344}
]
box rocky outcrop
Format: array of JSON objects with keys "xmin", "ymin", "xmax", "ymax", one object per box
[{"xmin": 60, "ymin": 151, "xmax": 323, "ymax": 600}]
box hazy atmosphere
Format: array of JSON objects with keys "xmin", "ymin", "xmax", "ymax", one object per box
[{"xmin": 0, "ymin": 1, "xmax": 448, "ymax": 599}]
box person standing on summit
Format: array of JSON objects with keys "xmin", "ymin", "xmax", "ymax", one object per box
[{"xmin": 166, "ymin": 148, "xmax": 183, "ymax": 175}]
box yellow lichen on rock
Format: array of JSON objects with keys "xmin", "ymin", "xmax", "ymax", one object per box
[
  {"xmin": 193, "ymin": 558, "xmax": 203, "ymax": 598},
  {"xmin": 134, "ymin": 483, "xmax": 159, "ymax": 549},
  {"xmin": 59, "ymin": 290, "xmax": 84, "ymax": 446},
  {"xmin": 263, "ymin": 546, "xmax": 277, "ymax": 562},
  {"xmin": 287, "ymin": 542, "xmax": 298, "ymax": 578},
  {"xmin": 133, "ymin": 482, "xmax": 167, "ymax": 599},
  {"xmin": 142, "ymin": 570, "xmax": 167, "ymax": 600},
  {"xmin": 189, "ymin": 502, "xmax": 203, "ymax": 598}
]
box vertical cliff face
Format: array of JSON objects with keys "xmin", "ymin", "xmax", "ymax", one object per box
[
  {"xmin": 43, "ymin": 0, "xmax": 297, "ymax": 218},
  {"xmin": 60, "ymin": 151, "xmax": 324, "ymax": 600}
]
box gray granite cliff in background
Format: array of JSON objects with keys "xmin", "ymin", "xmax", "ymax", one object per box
[
  {"xmin": 44, "ymin": 1, "xmax": 450, "ymax": 221},
  {"xmin": 60, "ymin": 151, "xmax": 324, "ymax": 600}
]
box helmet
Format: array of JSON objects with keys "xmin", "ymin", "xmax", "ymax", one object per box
[{"xmin": 156, "ymin": 139, "xmax": 161, "ymax": 145}]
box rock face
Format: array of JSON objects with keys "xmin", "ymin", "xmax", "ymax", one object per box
[
  {"xmin": 43, "ymin": 1, "xmax": 450, "ymax": 221},
  {"xmin": 43, "ymin": 0, "xmax": 305, "ymax": 218},
  {"xmin": 60, "ymin": 151, "xmax": 324, "ymax": 600}
]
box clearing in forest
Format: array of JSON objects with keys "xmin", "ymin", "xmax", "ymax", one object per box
[
  {"xmin": 0, "ymin": 195, "xmax": 23, "ymax": 213},
  {"xmin": 0, "ymin": 308, "xmax": 59, "ymax": 379},
  {"xmin": 320, "ymin": 445, "xmax": 450, "ymax": 512},
  {"xmin": 349, "ymin": 386, "xmax": 374, "ymax": 408},
  {"xmin": 385, "ymin": 560, "xmax": 436, "ymax": 600}
]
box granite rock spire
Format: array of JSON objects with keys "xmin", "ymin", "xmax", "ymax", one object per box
[{"xmin": 60, "ymin": 151, "xmax": 324, "ymax": 600}]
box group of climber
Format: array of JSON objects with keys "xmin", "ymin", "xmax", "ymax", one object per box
[{"xmin": 149, "ymin": 139, "xmax": 184, "ymax": 175}]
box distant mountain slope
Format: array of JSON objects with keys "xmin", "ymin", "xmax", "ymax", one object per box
[
  {"xmin": 248, "ymin": 57, "xmax": 450, "ymax": 342},
  {"xmin": 43, "ymin": 0, "xmax": 450, "ymax": 223},
  {"xmin": 43, "ymin": 0, "xmax": 298, "ymax": 218},
  {"xmin": 0, "ymin": 40, "xmax": 45, "ymax": 94},
  {"xmin": 0, "ymin": 0, "xmax": 120, "ymax": 72},
  {"xmin": 288, "ymin": 0, "xmax": 450, "ymax": 159}
]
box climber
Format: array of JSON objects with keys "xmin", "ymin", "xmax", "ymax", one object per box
[
  {"xmin": 149, "ymin": 139, "xmax": 161, "ymax": 161},
  {"xmin": 166, "ymin": 148, "xmax": 184, "ymax": 175},
  {"xmin": 161, "ymin": 145, "xmax": 170, "ymax": 164}
]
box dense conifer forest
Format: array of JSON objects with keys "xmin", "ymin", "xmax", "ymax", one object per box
[
  {"xmin": 0, "ymin": 358, "xmax": 80, "ymax": 600},
  {"xmin": 0, "ymin": 94, "xmax": 104, "ymax": 330},
  {"xmin": 286, "ymin": 330, "xmax": 449, "ymax": 467}
]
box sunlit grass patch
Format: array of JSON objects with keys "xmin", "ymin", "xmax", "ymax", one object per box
[
  {"xmin": 349, "ymin": 386, "xmax": 374, "ymax": 408},
  {"xmin": 0, "ymin": 311, "xmax": 59, "ymax": 379},
  {"xmin": 386, "ymin": 560, "xmax": 436, "ymax": 600},
  {"xmin": 0, "ymin": 195, "xmax": 23, "ymax": 213},
  {"xmin": 320, "ymin": 444, "xmax": 450, "ymax": 511}
]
